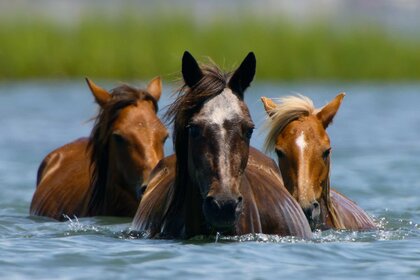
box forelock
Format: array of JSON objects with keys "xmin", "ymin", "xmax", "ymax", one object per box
[{"xmin": 264, "ymin": 95, "xmax": 316, "ymax": 152}]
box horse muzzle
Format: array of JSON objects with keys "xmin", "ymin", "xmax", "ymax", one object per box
[
  {"xmin": 203, "ymin": 195, "xmax": 243, "ymax": 230},
  {"xmin": 303, "ymin": 201, "xmax": 321, "ymax": 231}
]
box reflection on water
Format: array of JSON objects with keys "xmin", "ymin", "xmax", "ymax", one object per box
[{"xmin": 0, "ymin": 81, "xmax": 419, "ymax": 279}]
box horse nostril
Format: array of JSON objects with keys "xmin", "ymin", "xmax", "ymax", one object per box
[
  {"xmin": 203, "ymin": 195, "xmax": 243, "ymax": 228},
  {"xmin": 311, "ymin": 201, "xmax": 321, "ymax": 222},
  {"xmin": 205, "ymin": 196, "xmax": 221, "ymax": 210},
  {"xmin": 303, "ymin": 208, "xmax": 312, "ymax": 219}
]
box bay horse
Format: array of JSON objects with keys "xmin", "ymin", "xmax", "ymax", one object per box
[
  {"xmin": 30, "ymin": 77, "xmax": 168, "ymax": 220},
  {"xmin": 131, "ymin": 51, "xmax": 312, "ymax": 239},
  {"xmin": 261, "ymin": 94, "xmax": 376, "ymax": 231}
]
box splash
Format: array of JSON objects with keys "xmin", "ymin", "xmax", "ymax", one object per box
[
  {"xmin": 123, "ymin": 228, "xmax": 151, "ymax": 239},
  {"xmin": 215, "ymin": 232, "xmax": 221, "ymax": 243},
  {"xmin": 60, "ymin": 213, "xmax": 418, "ymax": 243},
  {"xmin": 202, "ymin": 215, "xmax": 420, "ymax": 244},
  {"xmin": 61, "ymin": 216, "xmax": 134, "ymax": 238},
  {"xmin": 62, "ymin": 215, "xmax": 103, "ymax": 236},
  {"xmin": 219, "ymin": 233, "xmax": 305, "ymax": 243},
  {"xmin": 310, "ymin": 215, "xmax": 419, "ymax": 243}
]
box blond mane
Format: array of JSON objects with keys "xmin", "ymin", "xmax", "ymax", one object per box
[{"xmin": 263, "ymin": 95, "xmax": 318, "ymax": 152}]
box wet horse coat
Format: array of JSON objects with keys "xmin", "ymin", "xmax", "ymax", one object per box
[
  {"xmin": 261, "ymin": 94, "xmax": 376, "ymax": 230},
  {"xmin": 30, "ymin": 78, "xmax": 168, "ymax": 220},
  {"xmin": 132, "ymin": 52, "xmax": 312, "ymax": 239}
]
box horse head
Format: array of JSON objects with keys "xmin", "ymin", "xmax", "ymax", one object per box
[
  {"xmin": 262, "ymin": 93, "xmax": 344, "ymax": 230},
  {"xmin": 167, "ymin": 51, "xmax": 256, "ymax": 231},
  {"xmin": 87, "ymin": 77, "xmax": 168, "ymax": 213}
]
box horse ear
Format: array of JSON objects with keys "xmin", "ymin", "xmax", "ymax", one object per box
[
  {"xmin": 261, "ymin": 97, "xmax": 277, "ymax": 117},
  {"xmin": 316, "ymin": 93, "xmax": 345, "ymax": 128},
  {"xmin": 147, "ymin": 76, "xmax": 162, "ymax": 102},
  {"xmin": 85, "ymin": 78, "xmax": 111, "ymax": 107},
  {"xmin": 228, "ymin": 52, "xmax": 256, "ymax": 99},
  {"xmin": 182, "ymin": 51, "xmax": 203, "ymax": 88}
]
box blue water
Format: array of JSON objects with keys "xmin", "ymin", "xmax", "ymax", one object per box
[{"xmin": 0, "ymin": 81, "xmax": 419, "ymax": 279}]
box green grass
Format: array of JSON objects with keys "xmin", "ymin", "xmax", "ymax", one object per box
[{"xmin": 0, "ymin": 14, "xmax": 419, "ymax": 81}]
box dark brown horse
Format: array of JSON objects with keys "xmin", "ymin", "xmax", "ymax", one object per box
[
  {"xmin": 30, "ymin": 77, "xmax": 168, "ymax": 220},
  {"xmin": 261, "ymin": 94, "xmax": 376, "ymax": 231},
  {"xmin": 131, "ymin": 52, "xmax": 312, "ymax": 239}
]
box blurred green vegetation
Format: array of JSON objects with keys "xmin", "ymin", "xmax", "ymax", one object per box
[{"xmin": 0, "ymin": 13, "xmax": 419, "ymax": 81}]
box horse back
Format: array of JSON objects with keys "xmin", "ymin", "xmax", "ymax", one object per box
[
  {"xmin": 240, "ymin": 148, "xmax": 312, "ymax": 238},
  {"xmin": 30, "ymin": 138, "xmax": 91, "ymax": 220},
  {"xmin": 330, "ymin": 189, "xmax": 376, "ymax": 230}
]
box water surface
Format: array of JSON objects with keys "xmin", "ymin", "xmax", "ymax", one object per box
[{"xmin": 0, "ymin": 81, "xmax": 419, "ymax": 279}]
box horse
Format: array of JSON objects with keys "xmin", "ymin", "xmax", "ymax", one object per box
[
  {"xmin": 131, "ymin": 51, "xmax": 312, "ymax": 239},
  {"xmin": 261, "ymin": 94, "xmax": 376, "ymax": 231},
  {"xmin": 30, "ymin": 77, "xmax": 168, "ymax": 221}
]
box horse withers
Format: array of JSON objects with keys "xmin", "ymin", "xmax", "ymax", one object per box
[
  {"xmin": 131, "ymin": 52, "xmax": 312, "ymax": 239},
  {"xmin": 30, "ymin": 77, "xmax": 168, "ymax": 220},
  {"xmin": 261, "ymin": 94, "xmax": 376, "ymax": 231}
]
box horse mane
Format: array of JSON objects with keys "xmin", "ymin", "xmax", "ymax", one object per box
[
  {"xmin": 87, "ymin": 84, "xmax": 158, "ymax": 215},
  {"xmin": 323, "ymin": 173, "xmax": 345, "ymax": 229},
  {"xmin": 161, "ymin": 64, "xmax": 230, "ymax": 232},
  {"xmin": 263, "ymin": 95, "xmax": 317, "ymax": 153}
]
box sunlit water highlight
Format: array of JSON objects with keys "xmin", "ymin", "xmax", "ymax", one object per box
[{"xmin": 0, "ymin": 81, "xmax": 419, "ymax": 279}]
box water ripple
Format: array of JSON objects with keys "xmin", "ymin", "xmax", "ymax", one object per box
[{"xmin": 1, "ymin": 82, "xmax": 420, "ymax": 279}]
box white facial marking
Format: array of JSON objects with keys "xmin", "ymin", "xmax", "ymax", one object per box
[
  {"xmin": 193, "ymin": 88, "xmax": 242, "ymax": 186},
  {"xmin": 296, "ymin": 132, "xmax": 307, "ymax": 153},
  {"xmin": 296, "ymin": 131, "xmax": 310, "ymax": 205},
  {"xmin": 194, "ymin": 88, "xmax": 242, "ymax": 125}
]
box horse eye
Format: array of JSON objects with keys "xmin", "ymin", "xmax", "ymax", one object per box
[
  {"xmin": 245, "ymin": 127, "xmax": 254, "ymax": 139},
  {"xmin": 322, "ymin": 148, "xmax": 331, "ymax": 160},
  {"xmin": 275, "ymin": 148, "xmax": 285, "ymax": 159},
  {"xmin": 112, "ymin": 132, "xmax": 126, "ymax": 144},
  {"xmin": 188, "ymin": 124, "xmax": 200, "ymax": 138},
  {"xmin": 162, "ymin": 134, "xmax": 169, "ymax": 143}
]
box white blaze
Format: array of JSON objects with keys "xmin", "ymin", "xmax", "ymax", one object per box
[
  {"xmin": 296, "ymin": 131, "xmax": 310, "ymax": 204},
  {"xmin": 296, "ymin": 132, "xmax": 307, "ymax": 152},
  {"xmin": 197, "ymin": 88, "xmax": 242, "ymax": 125},
  {"xmin": 193, "ymin": 88, "xmax": 242, "ymax": 187}
]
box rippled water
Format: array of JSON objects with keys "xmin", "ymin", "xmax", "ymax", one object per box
[{"xmin": 0, "ymin": 81, "xmax": 419, "ymax": 279}]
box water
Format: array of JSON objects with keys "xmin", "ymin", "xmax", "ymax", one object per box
[{"xmin": 0, "ymin": 81, "xmax": 419, "ymax": 279}]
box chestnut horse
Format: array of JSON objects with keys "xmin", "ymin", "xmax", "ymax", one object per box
[
  {"xmin": 131, "ymin": 52, "xmax": 312, "ymax": 239},
  {"xmin": 30, "ymin": 77, "xmax": 168, "ymax": 220},
  {"xmin": 261, "ymin": 94, "xmax": 376, "ymax": 231}
]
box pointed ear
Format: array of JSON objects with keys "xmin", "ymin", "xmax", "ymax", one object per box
[
  {"xmin": 228, "ymin": 52, "xmax": 256, "ymax": 99},
  {"xmin": 316, "ymin": 93, "xmax": 345, "ymax": 128},
  {"xmin": 182, "ymin": 51, "xmax": 203, "ymax": 88},
  {"xmin": 85, "ymin": 78, "xmax": 111, "ymax": 107},
  {"xmin": 146, "ymin": 76, "xmax": 162, "ymax": 102},
  {"xmin": 261, "ymin": 97, "xmax": 277, "ymax": 117}
]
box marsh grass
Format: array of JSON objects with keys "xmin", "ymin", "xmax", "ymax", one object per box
[{"xmin": 0, "ymin": 14, "xmax": 419, "ymax": 80}]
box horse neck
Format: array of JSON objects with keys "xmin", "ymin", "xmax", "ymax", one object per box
[
  {"xmin": 184, "ymin": 177, "xmax": 207, "ymax": 237},
  {"xmin": 320, "ymin": 168, "xmax": 345, "ymax": 229},
  {"xmin": 88, "ymin": 143, "xmax": 137, "ymax": 216},
  {"xmin": 164, "ymin": 150, "xmax": 207, "ymax": 238},
  {"xmin": 103, "ymin": 161, "xmax": 126, "ymax": 212}
]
